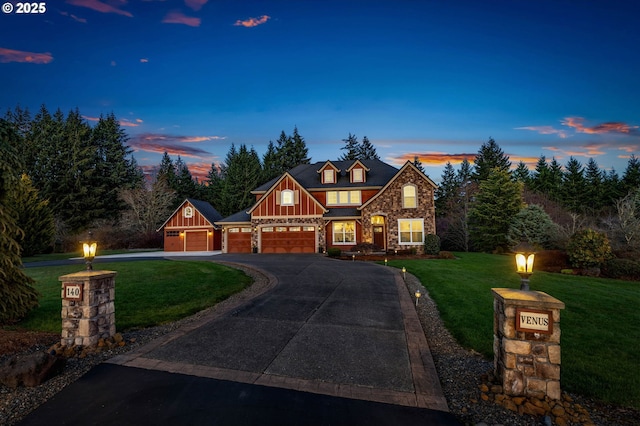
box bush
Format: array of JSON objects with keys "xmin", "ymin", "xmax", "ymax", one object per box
[
  {"xmin": 327, "ymin": 248, "xmax": 341, "ymax": 257},
  {"xmin": 424, "ymin": 234, "xmax": 441, "ymax": 255},
  {"xmin": 438, "ymin": 251, "xmax": 455, "ymax": 259},
  {"xmin": 566, "ymin": 229, "xmax": 614, "ymax": 269},
  {"xmin": 602, "ymin": 258, "xmax": 640, "ymax": 280}
]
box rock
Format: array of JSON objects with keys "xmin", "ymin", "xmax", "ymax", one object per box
[
  {"xmin": 562, "ymin": 393, "xmax": 573, "ymax": 403},
  {"xmin": 503, "ymin": 399, "xmax": 518, "ymax": 412},
  {"xmin": 490, "ymin": 385, "xmax": 503, "ymax": 394},
  {"xmin": 551, "ymin": 405, "xmax": 565, "ymax": 417},
  {"xmin": 0, "ymin": 351, "xmax": 66, "ymax": 388},
  {"xmin": 555, "ymin": 417, "xmax": 568, "ymax": 426},
  {"xmin": 113, "ymin": 333, "xmax": 124, "ymax": 343},
  {"xmin": 480, "ymin": 393, "xmax": 490, "ymax": 401},
  {"xmin": 479, "ymin": 384, "xmax": 489, "ymax": 392},
  {"xmin": 512, "ymin": 396, "xmax": 526, "ymax": 405}
]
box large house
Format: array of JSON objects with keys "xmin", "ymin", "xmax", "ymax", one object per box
[{"xmin": 215, "ymin": 159, "xmax": 437, "ymax": 254}]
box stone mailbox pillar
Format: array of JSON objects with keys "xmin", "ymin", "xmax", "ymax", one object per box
[
  {"xmin": 59, "ymin": 270, "xmax": 117, "ymax": 347},
  {"xmin": 492, "ymin": 288, "xmax": 565, "ymax": 400}
]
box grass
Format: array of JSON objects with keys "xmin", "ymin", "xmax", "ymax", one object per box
[
  {"xmin": 387, "ymin": 253, "xmax": 640, "ymax": 409},
  {"xmin": 21, "ymin": 249, "xmax": 162, "ymax": 263},
  {"xmin": 20, "ymin": 260, "xmax": 251, "ymax": 332}
]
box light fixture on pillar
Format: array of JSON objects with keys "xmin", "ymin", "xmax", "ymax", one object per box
[
  {"xmin": 415, "ymin": 289, "xmax": 421, "ymax": 306},
  {"xmin": 514, "ymin": 242, "xmax": 536, "ymax": 291},
  {"xmin": 82, "ymin": 231, "xmax": 97, "ymax": 271}
]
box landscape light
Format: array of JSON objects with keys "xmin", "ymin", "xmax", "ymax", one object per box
[
  {"xmin": 402, "ymin": 266, "xmax": 406, "ymax": 280},
  {"xmin": 82, "ymin": 231, "xmax": 97, "ymax": 271},
  {"xmin": 514, "ymin": 243, "xmax": 536, "ymax": 291},
  {"xmin": 415, "ymin": 289, "xmax": 421, "ymax": 306}
]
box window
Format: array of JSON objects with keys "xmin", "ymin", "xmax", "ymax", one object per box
[
  {"xmin": 281, "ymin": 189, "xmax": 294, "ymax": 206},
  {"xmin": 326, "ymin": 190, "xmax": 361, "ymax": 205},
  {"xmin": 303, "ymin": 226, "xmax": 315, "ymax": 232},
  {"xmin": 398, "ymin": 219, "xmax": 423, "ymax": 244},
  {"xmin": 183, "ymin": 206, "xmax": 193, "ymax": 218},
  {"xmin": 333, "ymin": 221, "xmax": 356, "ymax": 244},
  {"xmin": 402, "ymin": 185, "xmax": 417, "ymax": 208},
  {"xmin": 166, "ymin": 230, "xmax": 180, "ymax": 237},
  {"xmin": 323, "ymin": 169, "xmax": 335, "ymax": 183},
  {"xmin": 262, "ymin": 227, "xmax": 274, "ymax": 232},
  {"xmin": 289, "ymin": 226, "xmax": 301, "ymax": 232},
  {"xmin": 351, "ymin": 168, "xmax": 363, "ymax": 183}
]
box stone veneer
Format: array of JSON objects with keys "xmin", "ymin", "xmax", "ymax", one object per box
[
  {"xmin": 59, "ymin": 270, "xmax": 117, "ymax": 347},
  {"xmin": 361, "ymin": 165, "xmax": 436, "ymax": 253},
  {"xmin": 492, "ymin": 288, "xmax": 565, "ymax": 400},
  {"xmin": 251, "ymin": 217, "xmax": 326, "ymax": 252}
]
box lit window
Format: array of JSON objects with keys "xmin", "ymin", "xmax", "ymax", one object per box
[
  {"xmin": 289, "ymin": 226, "xmax": 301, "ymax": 231},
  {"xmin": 398, "ymin": 219, "xmax": 423, "ymax": 244},
  {"xmin": 326, "ymin": 190, "xmax": 361, "ymax": 206},
  {"xmin": 303, "ymin": 226, "xmax": 315, "ymax": 232},
  {"xmin": 281, "ymin": 189, "xmax": 294, "ymax": 206},
  {"xmin": 403, "ymin": 185, "xmax": 417, "ymax": 208},
  {"xmin": 352, "ymin": 168, "xmax": 363, "ymax": 182},
  {"xmin": 327, "ymin": 191, "xmax": 338, "ymax": 204},
  {"xmin": 184, "ymin": 206, "xmax": 193, "ymax": 218},
  {"xmin": 323, "ymin": 169, "xmax": 335, "ymax": 183},
  {"xmin": 333, "ymin": 221, "xmax": 356, "ymax": 244},
  {"xmin": 262, "ymin": 227, "xmax": 274, "ymax": 232},
  {"xmin": 240, "ymin": 227, "xmax": 252, "ymax": 233}
]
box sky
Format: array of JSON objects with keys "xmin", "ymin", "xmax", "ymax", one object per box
[{"xmin": 1, "ymin": 0, "xmax": 639, "ymax": 182}]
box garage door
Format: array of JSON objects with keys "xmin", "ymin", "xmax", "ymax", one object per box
[
  {"xmin": 185, "ymin": 231, "xmax": 207, "ymax": 251},
  {"xmin": 261, "ymin": 226, "xmax": 315, "ymax": 253},
  {"xmin": 227, "ymin": 227, "xmax": 252, "ymax": 253}
]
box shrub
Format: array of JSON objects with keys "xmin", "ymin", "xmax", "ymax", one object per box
[
  {"xmin": 350, "ymin": 242, "xmax": 380, "ymax": 253},
  {"xmin": 424, "ymin": 234, "xmax": 441, "ymax": 255},
  {"xmin": 566, "ymin": 229, "xmax": 614, "ymax": 269},
  {"xmin": 327, "ymin": 247, "xmax": 341, "ymax": 257},
  {"xmin": 438, "ymin": 251, "xmax": 455, "ymax": 259},
  {"xmin": 602, "ymin": 258, "xmax": 640, "ymax": 280}
]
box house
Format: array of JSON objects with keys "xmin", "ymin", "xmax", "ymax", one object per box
[
  {"xmin": 157, "ymin": 198, "xmax": 223, "ymax": 251},
  {"xmin": 215, "ymin": 159, "xmax": 437, "ymax": 254}
]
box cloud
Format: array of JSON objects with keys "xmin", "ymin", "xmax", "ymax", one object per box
[
  {"xmin": 140, "ymin": 58, "xmax": 149, "ymax": 63},
  {"xmin": 618, "ymin": 144, "xmax": 640, "ymax": 153},
  {"xmin": 234, "ymin": 15, "xmax": 270, "ymax": 28},
  {"xmin": 82, "ymin": 115, "xmax": 142, "ymax": 127},
  {"xmin": 162, "ymin": 10, "xmax": 201, "ymax": 27},
  {"xmin": 516, "ymin": 125, "xmax": 569, "ymax": 139},
  {"xmin": 185, "ymin": 0, "xmax": 208, "ymax": 11},
  {"xmin": 392, "ymin": 152, "xmax": 475, "ymax": 167},
  {"xmin": 60, "ymin": 11, "xmax": 88, "ymax": 23},
  {"xmin": 561, "ymin": 117, "xmax": 639, "ymax": 136},
  {"xmin": 129, "ymin": 133, "xmax": 225, "ymax": 158},
  {"xmin": 110, "ymin": 60, "xmax": 117, "ymax": 66},
  {"xmin": 66, "ymin": 0, "xmax": 133, "ymax": 17},
  {"xmin": 0, "ymin": 47, "xmax": 53, "ymax": 64}
]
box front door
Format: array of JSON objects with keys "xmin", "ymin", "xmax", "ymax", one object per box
[{"xmin": 373, "ymin": 225, "xmax": 385, "ymax": 250}]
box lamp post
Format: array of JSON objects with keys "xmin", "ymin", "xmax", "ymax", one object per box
[
  {"xmin": 402, "ymin": 266, "xmax": 406, "ymax": 280},
  {"xmin": 82, "ymin": 231, "xmax": 97, "ymax": 271},
  {"xmin": 514, "ymin": 243, "xmax": 535, "ymax": 291},
  {"xmin": 415, "ymin": 289, "xmax": 421, "ymax": 306},
  {"xmin": 384, "ymin": 258, "xmax": 388, "ymax": 266}
]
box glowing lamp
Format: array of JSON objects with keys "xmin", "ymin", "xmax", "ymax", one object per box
[
  {"xmin": 514, "ymin": 243, "xmax": 536, "ymax": 291},
  {"xmin": 415, "ymin": 289, "xmax": 421, "ymax": 306},
  {"xmin": 82, "ymin": 232, "xmax": 97, "ymax": 271}
]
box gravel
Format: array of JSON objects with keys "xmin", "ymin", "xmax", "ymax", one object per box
[{"xmin": 1, "ymin": 264, "xmax": 637, "ymax": 426}]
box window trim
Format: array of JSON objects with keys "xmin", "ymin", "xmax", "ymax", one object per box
[
  {"xmin": 332, "ymin": 221, "xmax": 356, "ymax": 245},
  {"xmin": 398, "ymin": 218, "xmax": 424, "ymax": 245},
  {"xmin": 323, "ymin": 169, "xmax": 335, "ymax": 184},
  {"xmin": 281, "ymin": 189, "xmax": 294, "ymax": 206},
  {"xmin": 326, "ymin": 190, "xmax": 362, "ymax": 206},
  {"xmin": 402, "ymin": 184, "xmax": 417, "ymax": 209},
  {"xmin": 351, "ymin": 168, "xmax": 364, "ymax": 183}
]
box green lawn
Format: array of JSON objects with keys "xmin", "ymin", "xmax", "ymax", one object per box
[
  {"xmin": 388, "ymin": 253, "xmax": 640, "ymax": 409},
  {"xmin": 20, "ymin": 260, "xmax": 251, "ymax": 332},
  {"xmin": 21, "ymin": 249, "xmax": 162, "ymax": 263}
]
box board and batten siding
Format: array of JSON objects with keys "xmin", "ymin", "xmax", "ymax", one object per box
[
  {"xmin": 252, "ymin": 175, "xmax": 324, "ymax": 218},
  {"xmin": 165, "ymin": 202, "xmax": 213, "ymax": 228}
]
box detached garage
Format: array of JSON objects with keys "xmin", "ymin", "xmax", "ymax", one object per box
[{"xmin": 158, "ymin": 199, "xmax": 222, "ymax": 252}]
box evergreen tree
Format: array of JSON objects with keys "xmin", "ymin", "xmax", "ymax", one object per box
[
  {"xmin": 512, "ymin": 161, "xmax": 531, "ymax": 185},
  {"xmin": 339, "ymin": 133, "xmax": 360, "ymax": 161},
  {"xmin": 603, "ymin": 168, "xmax": 623, "ymax": 207},
  {"xmin": 217, "ymin": 144, "xmax": 262, "ymax": 216},
  {"xmin": 275, "ymin": 127, "xmax": 310, "ymax": 173},
  {"xmin": 261, "ymin": 141, "xmax": 280, "ymax": 184},
  {"xmin": 174, "ymin": 156, "xmax": 198, "ymax": 201},
  {"xmin": 472, "ymin": 137, "xmax": 511, "ymax": 182},
  {"xmin": 358, "ymin": 136, "xmax": 380, "ymax": 160},
  {"xmin": 561, "ymin": 157, "xmax": 587, "ymax": 213},
  {"xmin": 584, "ymin": 158, "xmax": 604, "ymax": 212},
  {"xmin": 3, "ymin": 105, "xmax": 32, "ymax": 168},
  {"xmin": 622, "ymin": 155, "xmax": 640, "ymax": 194},
  {"xmin": 440, "ymin": 158, "xmax": 475, "ymax": 252},
  {"xmin": 469, "ymin": 168, "xmax": 524, "ymax": 252},
  {"xmin": 290, "ymin": 126, "xmax": 310, "ymax": 165},
  {"xmin": 13, "ymin": 174, "xmax": 55, "ymax": 257},
  {"xmin": 548, "ymin": 158, "xmax": 564, "ymax": 200},
  {"xmin": 157, "ymin": 152, "xmax": 177, "ymax": 187},
  {"xmin": 413, "ymin": 155, "xmax": 425, "ymax": 174},
  {"xmin": 507, "ymin": 204, "xmax": 559, "ymax": 250},
  {"xmin": 0, "ymin": 119, "xmax": 39, "ymax": 323},
  {"xmin": 435, "ymin": 162, "xmax": 457, "ymax": 217}
]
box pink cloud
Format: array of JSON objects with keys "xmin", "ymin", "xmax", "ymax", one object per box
[
  {"xmin": 393, "ymin": 152, "xmax": 475, "ymax": 167},
  {"xmin": 516, "ymin": 125, "xmax": 569, "ymax": 139},
  {"xmin": 66, "ymin": 0, "xmax": 133, "ymax": 17},
  {"xmin": 234, "ymin": 15, "xmax": 270, "ymax": 28},
  {"xmin": 562, "ymin": 117, "xmax": 639, "ymax": 135},
  {"xmin": 185, "ymin": 0, "xmax": 208, "ymax": 11},
  {"xmin": 0, "ymin": 47, "xmax": 53, "ymax": 64},
  {"xmin": 618, "ymin": 144, "xmax": 640, "ymax": 153},
  {"xmin": 140, "ymin": 58, "xmax": 149, "ymax": 63},
  {"xmin": 129, "ymin": 133, "xmax": 225, "ymax": 158},
  {"xmin": 162, "ymin": 10, "xmax": 201, "ymax": 27},
  {"xmin": 60, "ymin": 11, "xmax": 88, "ymax": 23}
]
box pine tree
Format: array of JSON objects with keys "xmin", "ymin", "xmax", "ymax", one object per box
[
  {"xmin": 562, "ymin": 157, "xmax": 587, "ymax": 213},
  {"xmin": 603, "ymin": 168, "xmax": 623, "ymax": 207},
  {"xmin": 512, "ymin": 161, "xmax": 531, "ymax": 185},
  {"xmin": 622, "ymin": 155, "xmax": 640, "ymax": 194},
  {"xmin": 358, "ymin": 136, "xmax": 380, "ymax": 160},
  {"xmin": 339, "ymin": 133, "xmax": 360, "ymax": 161},
  {"xmin": 174, "ymin": 156, "xmax": 198, "ymax": 200},
  {"xmin": 469, "ymin": 168, "xmax": 524, "ymax": 252},
  {"xmin": 548, "ymin": 158, "xmax": 564, "ymax": 200},
  {"xmin": 13, "ymin": 174, "xmax": 55, "ymax": 256},
  {"xmin": 261, "ymin": 141, "xmax": 280, "ymax": 184},
  {"xmin": 435, "ymin": 162, "xmax": 457, "ymax": 217},
  {"xmin": 0, "ymin": 119, "xmax": 39, "ymax": 323},
  {"xmin": 584, "ymin": 158, "xmax": 604, "ymax": 212},
  {"xmin": 413, "ymin": 155, "xmax": 425, "ymax": 173},
  {"xmin": 472, "ymin": 137, "xmax": 511, "ymax": 182},
  {"xmin": 290, "ymin": 126, "xmax": 310, "ymax": 165},
  {"xmin": 218, "ymin": 144, "xmax": 262, "ymax": 216}
]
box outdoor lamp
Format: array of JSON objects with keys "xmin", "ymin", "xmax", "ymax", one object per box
[
  {"xmin": 384, "ymin": 258, "xmax": 388, "ymax": 266},
  {"xmin": 352, "ymin": 254, "xmax": 355, "ymax": 261},
  {"xmin": 402, "ymin": 266, "xmax": 406, "ymax": 280},
  {"xmin": 514, "ymin": 243, "xmax": 536, "ymax": 291},
  {"xmin": 415, "ymin": 289, "xmax": 421, "ymax": 306},
  {"xmin": 82, "ymin": 231, "xmax": 97, "ymax": 271}
]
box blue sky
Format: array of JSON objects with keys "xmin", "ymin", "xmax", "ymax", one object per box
[{"xmin": 1, "ymin": 0, "xmax": 638, "ymax": 181}]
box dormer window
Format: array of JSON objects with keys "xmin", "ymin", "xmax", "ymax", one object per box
[
  {"xmin": 351, "ymin": 168, "xmax": 363, "ymax": 183},
  {"xmin": 323, "ymin": 169, "xmax": 335, "ymax": 184}
]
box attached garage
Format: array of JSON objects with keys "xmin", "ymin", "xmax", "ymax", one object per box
[
  {"xmin": 261, "ymin": 226, "xmax": 316, "ymax": 253},
  {"xmin": 226, "ymin": 227, "xmax": 252, "ymax": 253}
]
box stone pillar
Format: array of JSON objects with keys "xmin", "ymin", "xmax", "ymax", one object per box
[
  {"xmin": 492, "ymin": 288, "xmax": 565, "ymax": 400},
  {"xmin": 59, "ymin": 270, "xmax": 117, "ymax": 347}
]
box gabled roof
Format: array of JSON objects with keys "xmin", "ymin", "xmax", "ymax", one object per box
[
  {"xmin": 317, "ymin": 160, "xmax": 341, "ymax": 173},
  {"xmin": 215, "ymin": 209, "xmax": 251, "ymax": 224},
  {"xmin": 252, "ymin": 159, "xmax": 398, "ymax": 192},
  {"xmin": 156, "ymin": 198, "xmax": 223, "ymax": 231},
  {"xmin": 359, "ymin": 161, "xmax": 438, "ymax": 210},
  {"xmin": 345, "ymin": 159, "xmax": 370, "ymax": 172},
  {"xmin": 247, "ymin": 171, "xmax": 327, "ymax": 214}
]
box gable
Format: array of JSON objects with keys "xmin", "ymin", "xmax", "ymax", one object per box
[
  {"xmin": 248, "ymin": 173, "xmax": 327, "ymax": 218},
  {"xmin": 157, "ymin": 199, "xmax": 220, "ymax": 231}
]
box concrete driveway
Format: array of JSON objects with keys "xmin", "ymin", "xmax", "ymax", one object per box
[{"xmin": 20, "ymin": 254, "xmax": 458, "ymax": 425}]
